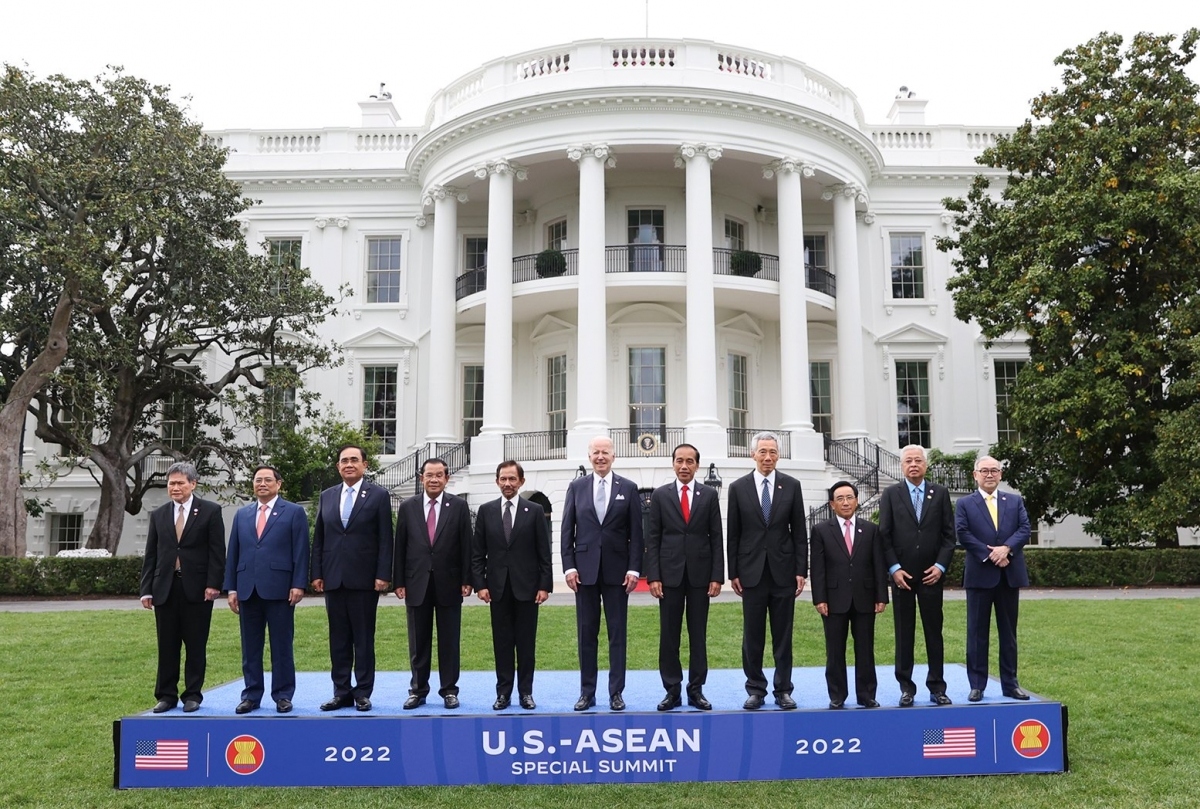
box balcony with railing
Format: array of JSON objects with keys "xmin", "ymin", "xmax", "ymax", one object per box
[
  {"xmin": 609, "ymin": 427, "xmax": 685, "ymax": 458},
  {"xmin": 604, "ymin": 245, "xmax": 687, "ymax": 273},
  {"xmin": 504, "ymin": 430, "xmax": 568, "ymax": 462},
  {"xmin": 712, "ymin": 247, "xmax": 779, "ymax": 281},
  {"xmin": 727, "ymin": 428, "xmax": 793, "ymax": 459},
  {"xmin": 512, "ymin": 249, "xmax": 579, "ymax": 283}
]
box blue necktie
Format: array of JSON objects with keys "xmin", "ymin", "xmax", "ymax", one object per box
[
  {"xmin": 912, "ymin": 486, "xmax": 923, "ymax": 522},
  {"xmin": 761, "ymin": 479, "xmax": 772, "ymax": 523},
  {"xmin": 341, "ymin": 486, "xmax": 355, "ymax": 527},
  {"xmin": 595, "ymin": 478, "xmax": 607, "ymax": 523}
]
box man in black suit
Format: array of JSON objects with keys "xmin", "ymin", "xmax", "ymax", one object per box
[
  {"xmin": 810, "ymin": 480, "xmax": 888, "ymax": 709},
  {"xmin": 645, "ymin": 443, "xmax": 723, "ymax": 711},
  {"xmin": 726, "ymin": 431, "xmax": 807, "ymax": 710},
  {"xmin": 223, "ymin": 465, "xmax": 309, "ymax": 714},
  {"xmin": 561, "ymin": 435, "xmax": 644, "ymax": 711},
  {"xmin": 879, "ymin": 444, "xmax": 957, "ymax": 706},
  {"xmin": 394, "ymin": 457, "xmax": 473, "ymax": 710},
  {"xmin": 139, "ymin": 462, "xmax": 226, "ymax": 713},
  {"xmin": 311, "ymin": 443, "xmax": 394, "ymax": 712},
  {"xmin": 471, "ymin": 460, "xmax": 552, "ymax": 710}
]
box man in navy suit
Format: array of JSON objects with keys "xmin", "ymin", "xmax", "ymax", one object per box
[
  {"xmin": 810, "ymin": 480, "xmax": 888, "ymax": 709},
  {"xmin": 139, "ymin": 462, "xmax": 226, "ymax": 713},
  {"xmin": 311, "ymin": 443, "xmax": 394, "ymax": 712},
  {"xmin": 879, "ymin": 444, "xmax": 957, "ymax": 706},
  {"xmin": 224, "ymin": 465, "xmax": 309, "ymax": 714},
  {"xmin": 471, "ymin": 460, "xmax": 552, "ymax": 710},
  {"xmin": 644, "ymin": 443, "xmax": 723, "ymax": 711},
  {"xmin": 393, "ymin": 457, "xmax": 473, "ymax": 710},
  {"xmin": 561, "ymin": 435, "xmax": 644, "ymax": 711},
  {"xmin": 726, "ymin": 431, "xmax": 807, "ymax": 710},
  {"xmin": 956, "ymin": 455, "xmax": 1031, "ymax": 702}
]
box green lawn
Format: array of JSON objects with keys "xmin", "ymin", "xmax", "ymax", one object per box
[{"xmin": 1, "ymin": 599, "xmax": 1197, "ymax": 808}]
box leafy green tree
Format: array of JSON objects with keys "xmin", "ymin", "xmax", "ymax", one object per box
[{"xmin": 938, "ymin": 30, "xmax": 1200, "ymax": 546}]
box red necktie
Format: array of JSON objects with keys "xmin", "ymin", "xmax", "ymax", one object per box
[
  {"xmin": 427, "ymin": 499, "xmax": 437, "ymax": 545},
  {"xmin": 680, "ymin": 485, "xmax": 690, "ymax": 523},
  {"xmin": 256, "ymin": 503, "xmax": 269, "ymax": 538},
  {"xmin": 844, "ymin": 519, "xmax": 854, "ymax": 555}
]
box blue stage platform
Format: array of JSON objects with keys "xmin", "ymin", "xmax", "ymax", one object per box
[{"xmin": 114, "ymin": 665, "xmax": 1067, "ymax": 788}]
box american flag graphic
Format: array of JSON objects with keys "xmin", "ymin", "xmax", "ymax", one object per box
[
  {"xmin": 922, "ymin": 727, "xmax": 976, "ymax": 758},
  {"xmin": 134, "ymin": 739, "xmax": 189, "ymax": 770}
]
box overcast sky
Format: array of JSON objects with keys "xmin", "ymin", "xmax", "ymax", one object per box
[{"xmin": 3, "ymin": 0, "xmax": 1196, "ymax": 131}]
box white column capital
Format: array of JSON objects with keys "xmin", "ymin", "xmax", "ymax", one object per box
[
  {"xmin": 473, "ymin": 159, "xmax": 528, "ymax": 181},
  {"xmin": 861, "ymin": 211, "xmax": 876, "ymax": 225},
  {"xmin": 422, "ymin": 184, "xmax": 469, "ymax": 207},
  {"xmin": 567, "ymin": 143, "xmax": 616, "ymax": 168},
  {"xmin": 313, "ymin": 215, "xmax": 349, "ymax": 229},
  {"xmin": 674, "ymin": 143, "xmax": 723, "ymax": 167},
  {"xmin": 762, "ymin": 157, "xmax": 815, "ymax": 179},
  {"xmin": 414, "ymin": 214, "xmax": 429, "ymax": 228},
  {"xmin": 821, "ymin": 184, "xmax": 867, "ymax": 204}
]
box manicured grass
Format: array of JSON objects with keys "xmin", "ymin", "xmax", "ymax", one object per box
[{"xmin": 1, "ymin": 599, "xmax": 1198, "ymax": 807}]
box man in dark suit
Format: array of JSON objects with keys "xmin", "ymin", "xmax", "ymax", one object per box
[
  {"xmin": 645, "ymin": 443, "xmax": 723, "ymax": 711},
  {"xmin": 879, "ymin": 444, "xmax": 957, "ymax": 706},
  {"xmin": 727, "ymin": 431, "xmax": 807, "ymax": 710},
  {"xmin": 311, "ymin": 443, "xmax": 394, "ymax": 712},
  {"xmin": 139, "ymin": 461, "xmax": 226, "ymax": 713},
  {"xmin": 956, "ymin": 455, "xmax": 1031, "ymax": 702},
  {"xmin": 810, "ymin": 480, "xmax": 888, "ymax": 709},
  {"xmin": 394, "ymin": 457, "xmax": 473, "ymax": 710},
  {"xmin": 223, "ymin": 465, "xmax": 309, "ymax": 714},
  {"xmin": 561, "ymin": 435, "xmax": 644, "ymax": 711},
  {"xmin": 471, "ymin": 460, "xmax": 552, "ymax": 710}
]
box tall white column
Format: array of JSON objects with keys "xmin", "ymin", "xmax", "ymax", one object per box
[
  {"xmin": 424, "ymin": 184, "xmax": 467, "ymax": 443},
  {"xmin": 829, "ymin": 185, "xmax": 869, "ymax": 438},
  {"xmin": 478, "ymin": 159, "xmax": 525, "ymax": 437},
  {"xmin": 765, "ymin": 157, "xmax": 815, "ymax": 435},
  {"xmin": 677, "ymin": 143, "xmax": 724, "ymax": 459},
  {"xmin": 566, "ymin": 144, "xmax": 614, "ymax": 458}
]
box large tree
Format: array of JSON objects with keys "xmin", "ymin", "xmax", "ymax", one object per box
[
  {"xmin": 1, "ymin": 65, "xmax": 341, "ymax": 554},
  {"xmin": 938, "ymin": 30, "xmax": 1200, "ymax": 546}
]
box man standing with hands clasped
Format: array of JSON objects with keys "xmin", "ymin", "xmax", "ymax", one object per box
[
  {"xmin": 726, "ymin": 431, "xmax": 807, "ymax": 711},
  {"xmin": 561, "ymin": 435, "xmax": 643, "ymax": 712},
  {"xmin": 956, "ymin": 456, "xmax": 1031, "ymax": 702},
  {"xmin": 879, "ymin": 445, "xmax": 957, "ymax": 707},
  {"xmin": 645, "ymin": 443, "xmax": 723, "ymax": 711}
]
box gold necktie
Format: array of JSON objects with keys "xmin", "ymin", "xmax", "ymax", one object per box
[{"xmin": 986, "ymin": 494, "xmax": 998, "ymax": 530}]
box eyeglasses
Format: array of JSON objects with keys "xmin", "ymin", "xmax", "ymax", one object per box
[
  {"xmin": 976, "ymin": 468, "xmax": 1002, "ymax": 476},
  {"xmin": 338, "ymin": 456, "xmax": 363, "ymax": 465}
]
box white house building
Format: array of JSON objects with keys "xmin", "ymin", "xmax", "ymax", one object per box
[{"xmin": 24, "ymin": 38, "xmax": 1117, "ymax": 557}]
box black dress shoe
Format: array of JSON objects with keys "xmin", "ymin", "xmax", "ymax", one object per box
[
  {"xmin": 776, "ymin": 693, "xmax": 797, "ymax": 710},
  {"xmin": 931, "ymin": 693, "xmax": 953, "ymax": 706},
  {"xmin": 899, "ymin": 693, "xmax": 915, "ymax": 707},
  {"xmin": 403, "ymin": 694, "xmax": 426, "ymax": 710},
  {"xmin": 355, "ymin": 697, "xmax": 372, "ymax": 712},
  {"xmin": 444, "ymin": 695, "xmax": 460, "ymax": 709},
  {"xmin": 574, "ymin": 694, "xmax": 596, "ymax": 711},
  {"xmin": 968, "ymin": 689, "xmax": 983, "ymax": 702},
  {"xmin": 320, "ymin": 696, "xmax": 353, "ymax": 711},
  {"xmin": 657, "ymin": 693, "xmax": 681, "ymax": 711},
  {"xmin": 829, "ymin": 699, "xmax": 845, "ymax": 709},
  {"xmin": 743, "ymin": 694, "xmax": 765, "ymax": 710},
  {"xmin": 1003, "ymin": 687, "xmax": 1030, "ymax": 700},
  {"xmin": 687, "ymin": 693, "xmax": 712, "ymax": 711},
  {"xmin": 182, "ymin": 699, "xmax": 201, "ymax": 713},
  {"xmin": 858, "ymin": 699, "xmax": 880, "ymax": 708},
  {"xmin": 235, "ymin": 699, "xmax": 257, "ymax": 714},
  {"xmin": 276, "ymin": 698, "xmax": 293, "ymax": 713},
  {"xmin": 609, "ymin": 693, "xmax": 625, "ymax": 711},
  {"xmin": 519, "ymin": 694, "xmax": 536, "ymax": 710},
  {"xmin": 152, "ymin": 700, "xmax": 175, "ymax": 713},
  {"xmin": 492, "ymin": 695, "xmax": 511, "ymax": 711}
]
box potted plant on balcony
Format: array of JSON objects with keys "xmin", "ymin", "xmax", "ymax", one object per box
[
  {"xmin": 536, "ymin": 248, "xmax": 567, "ymax": 278},
  {"xmin": 730, "ymin": 249, "xmax": 762, "ymax": 277}
]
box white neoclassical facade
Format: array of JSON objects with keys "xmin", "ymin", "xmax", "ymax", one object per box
[{"xmin": 23, "ymin": 39, "xmax": 1119, "ymax": 557}]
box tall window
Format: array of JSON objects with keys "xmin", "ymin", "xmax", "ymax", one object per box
[
  {"xmin": 629, "ymin": 347, "xmax": 666, "ymax": 438},
  {"xmin": 366, "ymin": 237, "xmax": 402, "ymax": 303},
  {"xmin": 547, "ymin": 355, "xmax": 567, "ymax": 447},
  {"xmin": 890, "ymin": 233, "xmax": 925, "ymax": 299},
  {"xmin": 627, "ymin": 209, "xmax": 664, "ymax": 272},
  {"xmin": 362, "ymin": 366, "xmax": 398, "ymax": 454},
  {"xmin": 810, "ymin": 361, "xmax": 833, "ymax": 439},
  {"xmin": 462, "ymin": 365, "xmax": 484, "ymax": 440},
  {"xmin": 728, "ymin": 353, "xmax": 748, "ymax": 432},
  {"xmin": 724, "ymin": 219, "xmax": 746, "ymax": 251},
  {"xmin": 264, "ymin": 366, "xmax": 297, "ymax": 451},
  {"xmin": 896, "ymin": 361, "xmax": 931, "ymax": 448},
  {"xmin": 547, "ymin": 220, "xmax": 568, "ymax": 251},
  {"xmin": 804, "ymin": 234, "xmax": 828, "ymax": 271},
  {"xmin": 160, "ymin": 366, "xmax": 198, "ymax": 452},
  {"xmin": 994, "ymin": 360, "xmax": 1026, "ymax": 444},
  {"xmin": 464, "ymin": 237, "xmax": 488, "ymax": 272},
  {"xmin": 48, "ymin": 513, "xmax": 83, "ymax": 555},
  {"xmin": 268, "ymin": 238, "xmax": 302, "ymax": 295}
]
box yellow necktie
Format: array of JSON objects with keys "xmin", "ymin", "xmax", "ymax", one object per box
[{"xmin": 986, "ymin": 494, "xmax": 998, "ymax": 530}]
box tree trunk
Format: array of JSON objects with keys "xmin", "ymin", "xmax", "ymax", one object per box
[
  {"xmin": 86, "ymin": 460, "xmax": 129, "ymax": 554},
  {"xmin": 0, "ymin": 283, "xmax": 76, "ymax": 557}
]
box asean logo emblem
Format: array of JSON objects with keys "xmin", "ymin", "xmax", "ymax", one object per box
[
  {"xmin": 1011, "ymin": 719, "xmax": 1051, "ymax": 758},
  {"xmin": 226, "ymin": 734, "xmax": 265, "ymax": 775}
]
